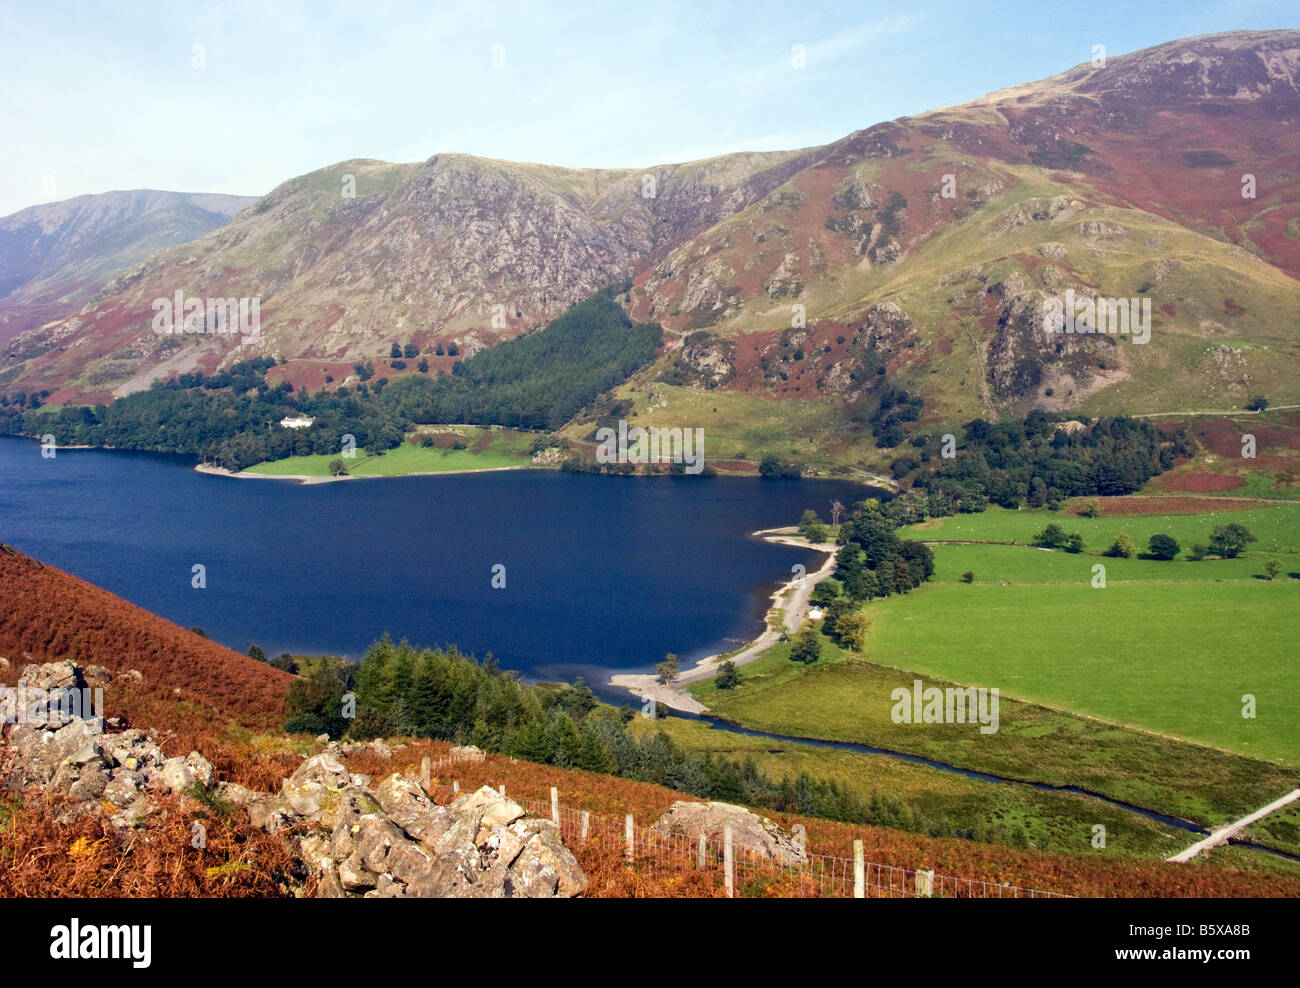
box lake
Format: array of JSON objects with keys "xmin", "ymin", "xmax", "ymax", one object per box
[{"xmin": 0, "ymin": 436, "xmax": 877, "ymax": 699}]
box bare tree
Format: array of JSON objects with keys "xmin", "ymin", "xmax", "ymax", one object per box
[{"xmin": 830, "ymin": 500, "xmax": 844, "ymax": 529}]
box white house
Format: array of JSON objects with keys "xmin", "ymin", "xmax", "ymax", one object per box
[{"xmin": 279, "ymin": 416, "xmax": 314, "ymax": 429}]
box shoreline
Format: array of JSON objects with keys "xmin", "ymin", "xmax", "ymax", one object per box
[
  {"xmin": 195, "ymin": 460, "xmax": 897, "ymax": 488},
  {"xmin": 609, "ymin": 527, "xmax": 839, "ymax": 714},
  {"xmin": 194, "ymin": 462, "xmax": 541, "ymax": 484}
]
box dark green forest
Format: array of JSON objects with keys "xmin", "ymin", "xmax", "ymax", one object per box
[{"xmin": 895, "ymin": 413, "xmax": 1192, "ymax": 510}]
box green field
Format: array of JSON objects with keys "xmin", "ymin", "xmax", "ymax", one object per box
[
  {"xmin": 882, "ymin": 505, "xmax": 1300, "ymax": 763},
  {"xmin": 690, "ymin": 501, "xmax": 1299, "ymax": 839},
  {"xmin": 244, "ymin": 427, "xmax": 541, "ymax": 478},
  {"xmin": 862, "ymin": 579, "xmax": 1296, "ymax": 762},
  {"xmin": 902, "ymin": 503, "xmax": 1300, "ymax": 564}
]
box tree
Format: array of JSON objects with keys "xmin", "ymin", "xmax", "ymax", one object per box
[
  {"xmin": 843, "ymin": 567, "xmax": 878, "ymax": 601},
  {"xmin": 1189, "ymin": 543, "xmax": 1208, "ymax": 561},
  {"xmin": 390, "ymin": 342, "xmax": 402, "ymax": 359},
  {"xmin": 1105, "ymin": 532, "xmax": 1137, "ymax": 559},
  {"xmin": 1033, "ymin": 523, "xmax": 1068, "ymax": 549},
  {"xmin": 247, "ymin": 644, "xmax": 266, "ymax": 663},
  {"xmin": 1264, "ymin": 559, "xmax": 1282, "ymax": 581},
  {"xmin": 283, "ymin": 665, "xmax": 348, "ymax": 739},
  {"xmin": 270, "ymin": 653, "xmax": 299, "ymax": 674},
  {"xmin": 789, "ymin": 627, "xmax": 822, "ymax": 664},
  {"xmin": 1148, "ymin": 534, "xmax": 1180, "ymax": 561},
  {"xmin": 1209, "ymin": 524, "xmax": 1257, "ymax": 559},
  {"xmin": 404, "ymin": 343, "xmax": 419, "ymax": 359},
  {"xmin": 716, "ymin": 660, "xmax": 740, "ymax": 690},
  {"xmin": 1064, "ymin": 533, "xmax": 1085, "ymax": 554},
  {"xmin": 1078, "ymin": 499, "xmax": 1103, "ymax": 518},
  {"xmin": 961, "ymin": 570, "xmax": 975, "ymax": 583},
  {"xmin": 1027, "ymin": 476, "xmax": 1047, "ymax": 508},
  {"xmin": 830, "ymin": 500, "xmax": 845, "ymax": 529},
  {"xmin": 1246, "ymin": 395, "xmax": 1269, "ymax": 412},
  {"xmin": 417, "ymin": 358, "xmax": 428, "ymax": 373},
  {"xmin": 809, "ymin": 577, "xmax": 842, "ymax": 606},
  {"xmin": 655, "ymin": 653, "xmax": 680, "ymax": 685},
  {"xmin": 833, "ymin": 611, "xmax": 870, "ymax": 651},
  {"xmin": 328, "ymin": 458, "xmax": 348, "ymax": 476}
]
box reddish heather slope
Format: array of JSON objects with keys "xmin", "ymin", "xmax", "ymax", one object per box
[{"xmin": 0, "ymin": 543, "xmax": 292, "ymax": 725}]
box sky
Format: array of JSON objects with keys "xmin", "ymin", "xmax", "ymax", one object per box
[{"xmin": 2, "ymin": 0, "xmax": 1296, "ymax": 216}]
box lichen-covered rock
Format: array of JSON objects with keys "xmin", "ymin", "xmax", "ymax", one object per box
[
  {"xmin": 271, "ymin": 781, "xmax": 587, "ymax": 899},
  {"xmin": 653, "ymin": 800, "xmax": 807, "ymax": 866}
]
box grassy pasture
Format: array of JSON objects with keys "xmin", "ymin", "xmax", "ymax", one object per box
[
  {"xmin": 691, "ymin": 501, "xmax": 1299, "ymax": 835},
  {"xmin": 243, "ymin": 427, "xmax": 538, "ymax": 477}
]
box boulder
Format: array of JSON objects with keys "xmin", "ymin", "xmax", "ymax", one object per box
[
  {"xmin": 157, "ymin": 757, "xmax": 195, "ymax": 794},
  {"xmin": 280, "ymin": 753, "xmax": 350, "ymax": 818},
  {"xmin": 653, "ymin": 800, "xmax": 807, "ymax": 866},
  {"xmin": 374, "ymin": 773, "xmax": 455, "ymax": 845},
  {"xmin": 19, "ymin": 660, "xmax": 80, "ymax": 691},
  {"xmin": 185, "ymin": 751, "xmax": 216, "ymax": 789}
]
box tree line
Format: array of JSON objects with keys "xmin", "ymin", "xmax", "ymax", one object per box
[
  {"xmin": 890, "ymin": 413, "xmax": 1193, "ymax": 510},
  {"xmin": 280, "ymin": 636, "xmax": 1018, "ymax": 843}
]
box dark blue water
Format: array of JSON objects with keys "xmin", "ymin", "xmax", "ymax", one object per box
[{"xmin": 0, "ymin": 436, "xmax": 874, "ymax": 697}]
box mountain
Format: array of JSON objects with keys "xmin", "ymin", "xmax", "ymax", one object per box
[
  {"xmin": 610, "ymin": 29, "xmax": 1300, "ymax": 466},
  {"xmin": 2, "ymin": 31, "xmax": 1297, "ymax": 466},
  {"xmin": 0, "ymin": 189, "xmax": 255, "ymax": 347},
  {"xmin": 0, "ymin": 154, "xmax": 813, "ymax": 403}
]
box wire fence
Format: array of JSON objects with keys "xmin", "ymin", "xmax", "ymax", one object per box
[{"xmin": 417, "ymin": 766, "xmax": 1068, "ymax": 898}]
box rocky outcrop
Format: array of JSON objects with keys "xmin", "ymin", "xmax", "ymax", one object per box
[
  {"xmin": 653, "ymin": 800, "xmax": 807, "ymax": 867},
  {"xmin": 668, "ymin": 332, "xmax": 736, "ymax": 387},
  {"xmin": 252, "ymin": 757, "xmax": 586, "ymax": 898},
  {"xmin": 0, "ymin": 659, "xmax": 211, "ymax": 829},
  {"xmin": 1, "ymin": 660, "xmax": 586, "ymax": 899}
]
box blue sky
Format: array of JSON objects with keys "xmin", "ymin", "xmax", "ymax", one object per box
[{"xmin": 2, "ymin": 0, "xmax": 1295, "ymax": 215}]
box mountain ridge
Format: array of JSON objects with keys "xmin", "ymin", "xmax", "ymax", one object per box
[
  {"xmin": 2, "ymin": 30, "xmax": 1296, "ymax": 472},
  {"xmin": 0, "ymin": 189, "xmax": 257, "ymax": 346}
]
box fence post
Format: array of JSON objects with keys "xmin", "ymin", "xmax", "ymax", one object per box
[
  {"xmin": 853, "ymin": 840, "xmax": 865, "ymax": 898},
  {"xmin": 420, "ymin": 756, "xmax": 430, "ymax": 789},
  {"xmin": 724, "ymin": 826, "xmax": 735, "ymax": 898},
  {"xmin": 580, "ymin": 810, "xmax": 590, "ymax": 841},
  {"xmin": 452, "ymin": 779, "xmax": 459, "ymax": 795},
  {"xmin": 916, "ymin": 868, "xmax": 934, "ymax": 898},
  {"xmin": 550, "ymin": 786, "xmax": 560, "ymax": 826},
  {"xmin": 696, "ymin": 834, "xmax": 706, "ymax": 869},
  {"xmin": 625, "ymin": 814, "xmax": 635, "ymax": 860}
]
